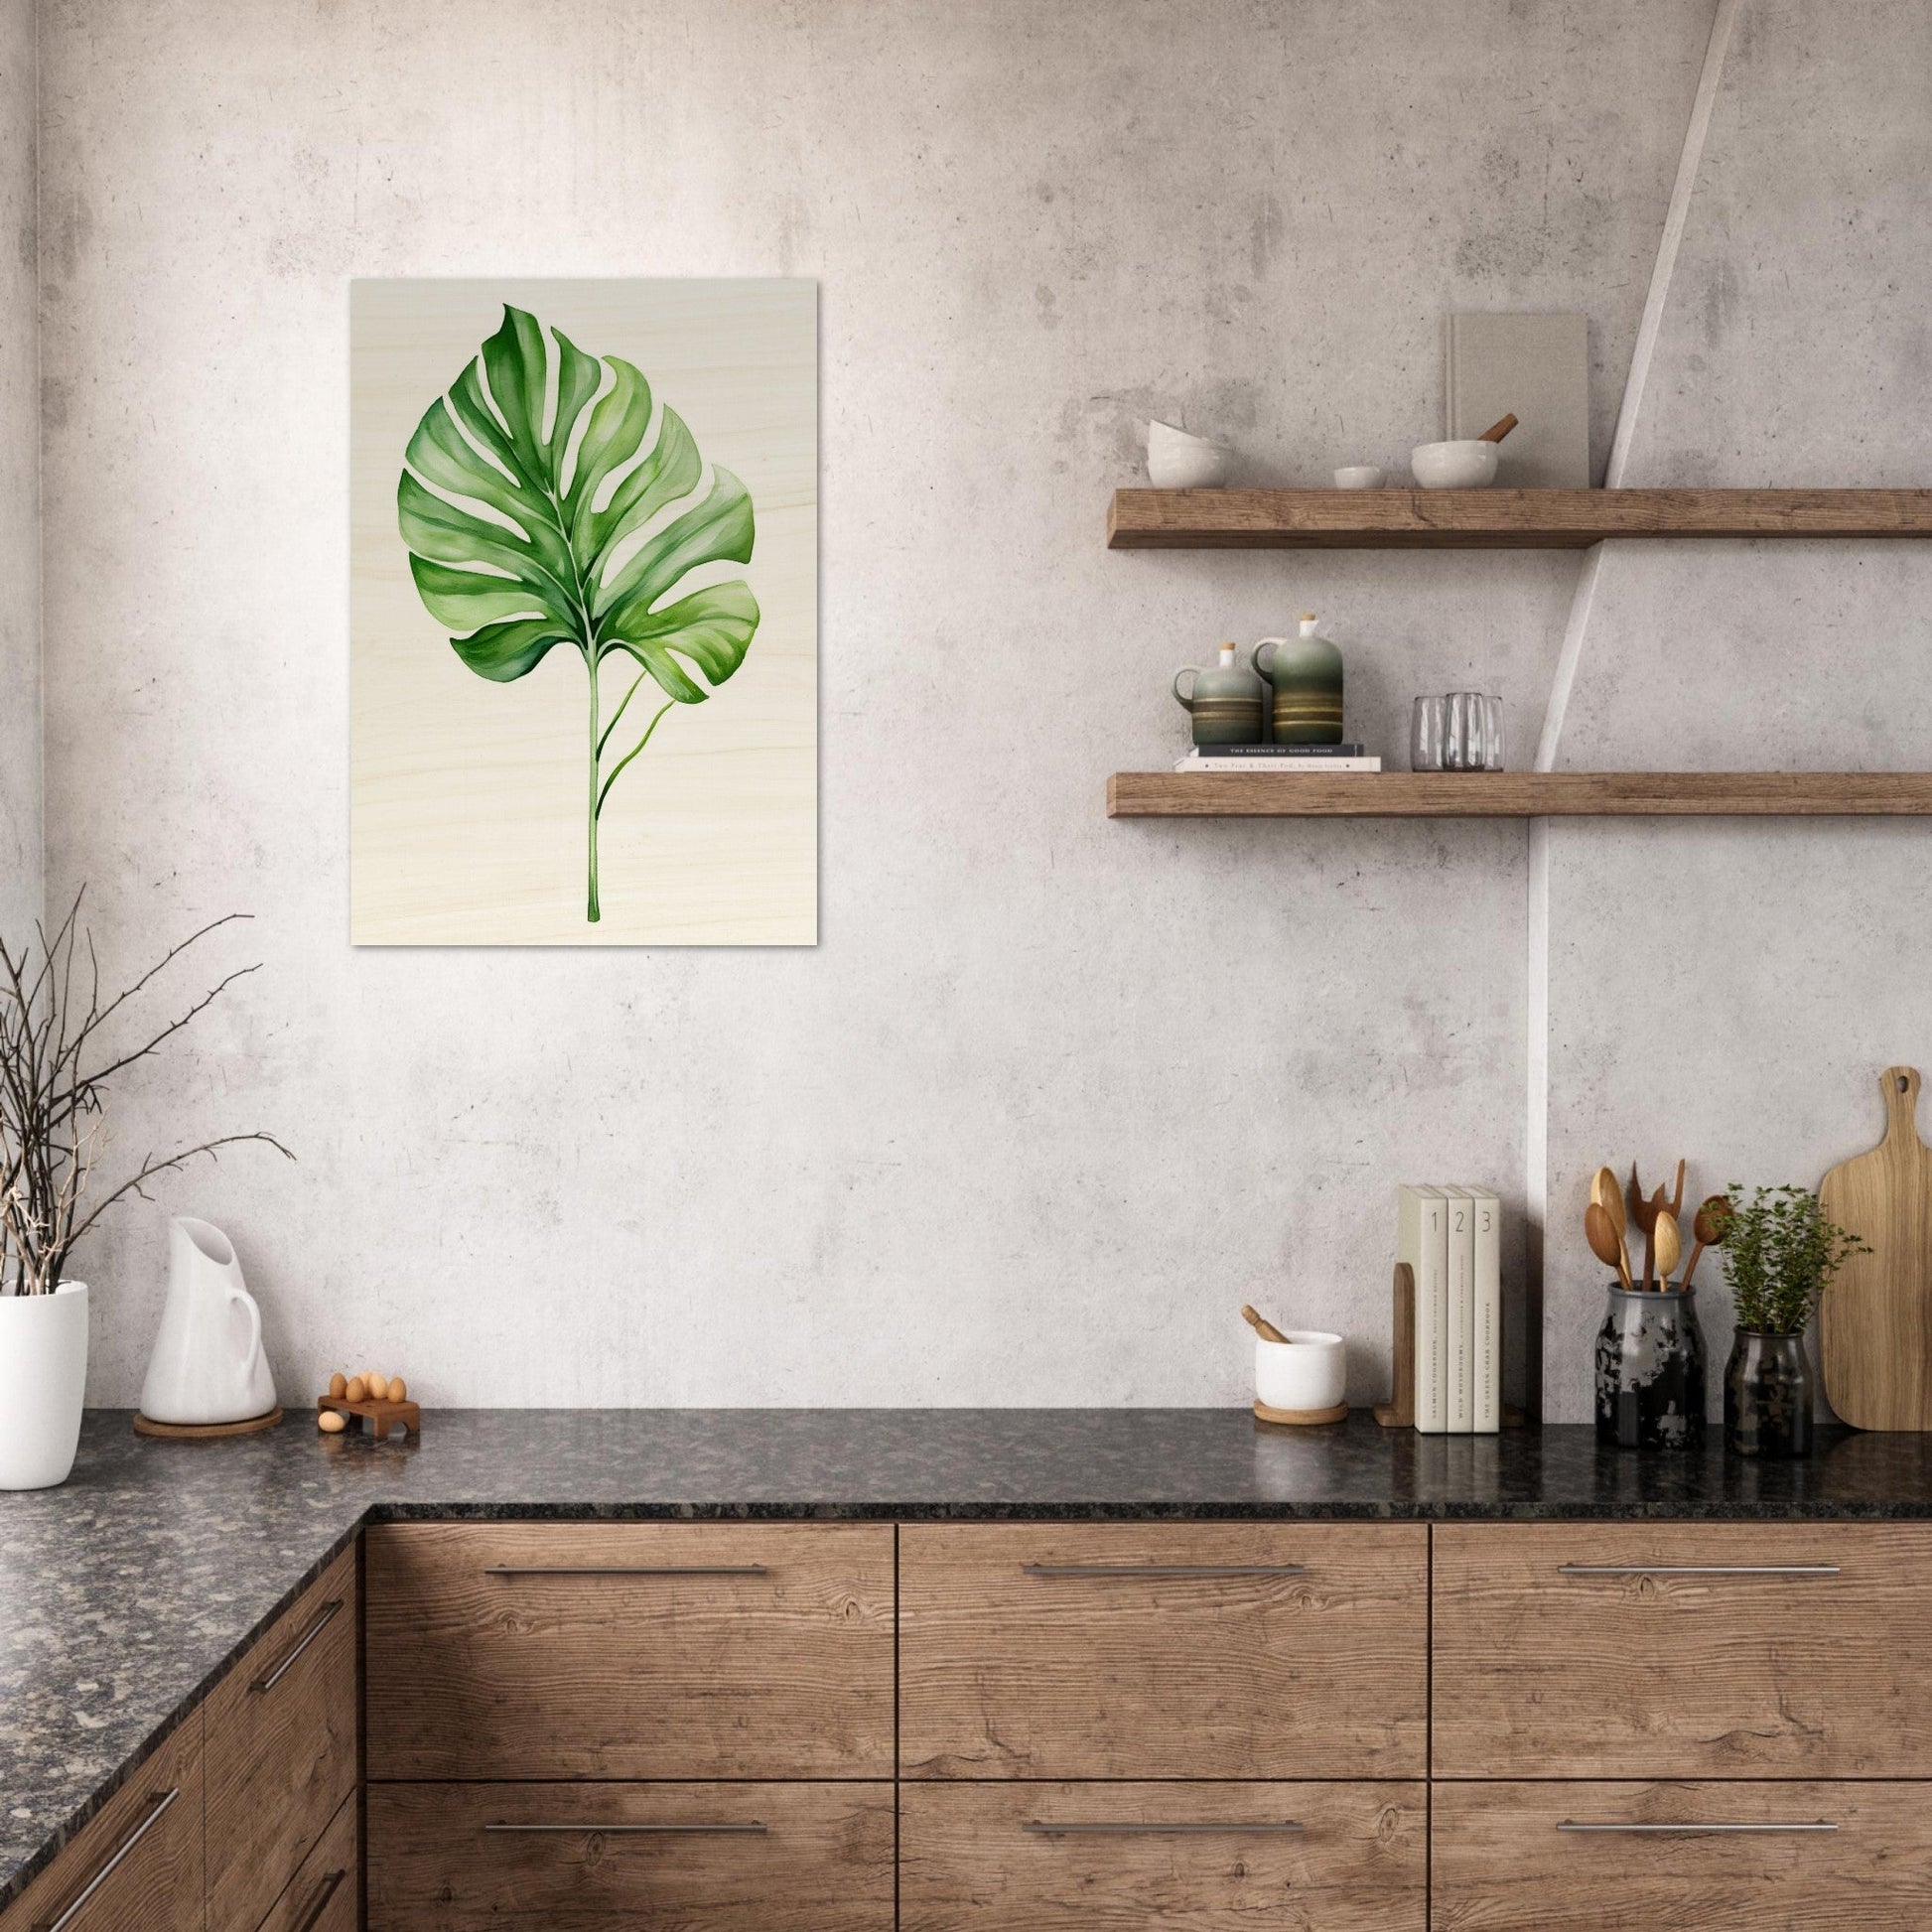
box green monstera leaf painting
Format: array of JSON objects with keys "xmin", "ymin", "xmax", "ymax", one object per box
[{"xmin": 397, "ymin": 305, "xmax": 759, "ymax": 922}]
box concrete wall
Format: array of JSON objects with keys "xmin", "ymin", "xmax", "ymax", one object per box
[
  {"xmin": 0, "ymin": 0, "xmax": 36, "ymax": 943},
  {"xmin": 28, "ymin": 0, "xmax": 1910, "ymax": 1416}
]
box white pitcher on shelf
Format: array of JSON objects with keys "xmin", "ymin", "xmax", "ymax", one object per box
[{"xmin": 139, "ymin": 1218, "xmax": 277, "ymax": 1426}]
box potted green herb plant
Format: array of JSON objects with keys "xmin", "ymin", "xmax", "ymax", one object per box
[{"xmin": 1714, "ymin": 1184, "xmax": 1868, "ymax": 1458}]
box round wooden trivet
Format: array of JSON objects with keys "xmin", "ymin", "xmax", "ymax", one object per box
[
  {"xmin": 133, "ymin": 1407, "xmax": 283, "ymax": 1440},
  {"xmin": 1252, "ymin": 1398, "xmax": 1349, "ymax": 1428}
]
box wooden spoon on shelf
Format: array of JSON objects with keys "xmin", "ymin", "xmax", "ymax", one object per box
[
  {"xmin": 1241, "ymin": 1305, "xmax": 1291, "ymax": 1344},
  {"xmin": 1586, "ymin": 1202, "xmax": 1635, "ymax": 1290},
  {"xmin": 1680, "ymin": 1194, "xmax": 1730, "ymax": 1289}
]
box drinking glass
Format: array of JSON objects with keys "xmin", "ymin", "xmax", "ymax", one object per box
[
  {"xmin": 1410, "ymin": 697, "xmax": 1447, "ymax": 771},
  {"xmin": 1445, "ymin": 691, "xmax": 1485, "ymax": 770},
  {"xmin": 1482, "ymin": 694, "xmax": 1506, "ymax": 771}
]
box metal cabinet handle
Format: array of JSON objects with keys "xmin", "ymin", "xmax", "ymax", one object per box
[
  {"xmin": 251, "ymin": 1599, "xmax": 344, "ymax": 1693},
  {"xmin": 483, "ymin": 1565, "xmax": 769, "ymax": 1578},
  {"xmin": 1557, "ymin": 1564, "xmax": 1840, "ymax": 1578},
  {"xmin": 1021, "ymin": 1563, "xmax": 1307, "ymax": 1579},
  {"xmin": 290, "ymin": 1866, "xmax": 346, "ymax": 1932},
  {"xmin": 1559, "ymin": 1821, "xmax": 1838, "ymax": 1835},
  {"xmin": 32, "ymin": 1788, "xmax": 180, "ymax": 1932},
  {"xmin": 483, "ymin": 1821, "xmax": 767, "ymax": 1835},
  {"xmin": 1024, "ymin": 1820, "xmax": 1305, "ymax": 1837}
]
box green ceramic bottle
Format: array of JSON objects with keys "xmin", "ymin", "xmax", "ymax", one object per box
[
  {"xmin": 1173, "ymin": 642, "xmax": 1266, "ymax": 747},
  {"xmin": 1251, "ymin": 614, "xmax": 1344, "ymax": 745}
]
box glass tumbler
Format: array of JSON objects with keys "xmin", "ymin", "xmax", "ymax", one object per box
[
  {"xmin": 1410, "ymin": 697, "xmax": 1447, "ymax": 771},
  {"xmin": 1444, "ymin": 691, "xmax": 1485, "ymax": 770},
  {"xmin": 1481, "ymin": 694, "xmax": 1505, "ymax": 770}
]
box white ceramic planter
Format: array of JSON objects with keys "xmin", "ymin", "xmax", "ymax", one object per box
[{"xmin": 0, "ymin": 1282, "xmax": 89, "ymax": 1489}]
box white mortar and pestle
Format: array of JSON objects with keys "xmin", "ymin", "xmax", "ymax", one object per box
[{"xmin": 1242, "ymin": 1305, "xmax": 1348, "ymax": 1426}]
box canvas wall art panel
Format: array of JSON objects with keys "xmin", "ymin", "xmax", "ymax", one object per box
[{"xmin": 350, "ymin": 278, "xmax": 817, "ymax": 944}]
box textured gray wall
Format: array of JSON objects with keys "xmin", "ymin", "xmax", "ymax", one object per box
[
  {"xmin": 0, "ymin": 0, "xmax": 36, "ymax": 943},
  {"xmin": 38, "ymin": 0, "xmax": 1904, "ymax": 1417}
]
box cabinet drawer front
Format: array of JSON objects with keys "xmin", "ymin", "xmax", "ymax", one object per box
[
  {"xmin": 0, "ymin": 1717, "xmax": 203, "ymax": 1932},
  {"xmin": 367, "ymin": 1781, "xmax": 894, "ymax": 1931},
  {"xmin": 901, "ymin": 1781, "xmax": 1426, "ymax": 1931},
  {"xmin": 256, "ymin": 1789, "xmax": 356, "ymax": 1932},
  {"xmin": 1433, "ymin": 1781, "xmax": 1932, "ymax": 1931},
  {"xmin": 1433, "ymin": 1523, "xmax": 1932, "ymax": 1776},
  {"xmin": 899, "ymin": 1523, "xmax": 1427, "ymax": 1777},
  {"xmin": 365, "ymin": 1522, "xmax": 895, "ymax": 1778},
  {"xmin": 205, "ymin": 1542, "xmax": 358, "ymax": 1932}
]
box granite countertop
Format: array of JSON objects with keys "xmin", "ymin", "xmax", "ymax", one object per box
[{"xmin": 7, "ymin": 1407, "xmax": 1932, "ymax": 1907}]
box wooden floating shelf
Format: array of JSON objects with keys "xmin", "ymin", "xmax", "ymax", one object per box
[
  {"xmin": 1106, "ymin": 487, "xmax": 1932, "ymax": 549},
  {"xmin": 1107, "ymin": 771, "xmax": 1932, "ymax": 818}
]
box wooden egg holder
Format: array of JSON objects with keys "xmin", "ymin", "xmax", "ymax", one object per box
[
  {"xmin": 1374, "ymin": 1261, "xmax": 1527, "ymax": 1431},
  {"xmin": 317, "ymin": 1394, "xmax": 421, "ymax": 1439}
]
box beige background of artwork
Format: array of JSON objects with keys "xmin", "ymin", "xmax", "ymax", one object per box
[{"xmin": 350, "ymin": 278, "xmax": 817, "ymax": 945}]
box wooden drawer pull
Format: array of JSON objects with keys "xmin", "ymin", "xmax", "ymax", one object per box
[
  {"xmin": 1020, "ymin": 1563, "xmax": 1308, "ymax": 1580},
  {"xmin": 32, "ymin": 1788, "xmax": 180, "ymax": 1932},
  {"xmin": 482, "ymin": 1565, "xmax": 770, "ymax": 1578},
  {"xmin": 250, "ymin": 1598, "xmax": 344, "ymax": 1693},
  {"xmin": 290, "ymin": 1866, "xmax": 346, "ymax": 1932},
  {"xmin": 483, "ymin": 1821, "xmax": 768, "ymax": 1835},
  {"xmin": 1556, "ymin": 1564, "xmax": 1840, "ymax": 1578},
  {"xmin": 1558, "ymin": 1820, "xmax": 1838, "ymax": 1835},
  {"xmin": 1023, "ymin": 1821, "xmax": 1305, "ymax": 1837}
]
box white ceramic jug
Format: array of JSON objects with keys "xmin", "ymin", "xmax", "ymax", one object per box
[{"xmin": 139, "ymin": 1218, "xmax": 277, "ymax": 1425}]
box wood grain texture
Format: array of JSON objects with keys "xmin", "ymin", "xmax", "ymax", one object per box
[
  {"xmin": 1107, "ymin": 770, "xmax": 1932, "ymax": 818},
  {"xmin": 1433, "ymin": 1523, "xmax": 1932, "ymax": 1777},
  {"xmin": 255, "ymin": 1789, "xmax": 355, "ymax": 1932},
  {"xmin": 0, "ymin": 1715, "xmax": 203, "ymax": 1932},
  {"xmin": 204, "ymin": 1543, "xmax": 358, "ymax": 1932},
  {"xmin": 1106, "ymin": 486, "xmax": 1932, "ymax": 549},
  {"xmin": 366, "ymin": 1781, "xmax": 894, "ymax": 1932},
  {"xmin": 365, "ymin": 1522, "xmax": 894, "ymax": 1779},
  {"xmin": 1820, "ymin": 1065, "xmax": 1932, "ymax": 1430},
  {"xmin": 898, "ymin": 1523, "xmax": 1427, "ymax": 1778},
  {"xmin": 900, "ymin": 1781, "xmax": 1426, "ymax": 1931},
  {"xmin": 1432, "ymin": 1781, "xmax": 1932, "ymax": 1931}
]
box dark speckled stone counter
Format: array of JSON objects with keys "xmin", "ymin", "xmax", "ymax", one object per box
[{"xmin": 7, "ymin": 1407, "xmax": 1932, "ymax": 1907}]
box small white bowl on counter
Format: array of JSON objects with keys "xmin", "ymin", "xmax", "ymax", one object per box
[
  {"xmin": 1410, "ymin": 440, "xmax": 1499, "ymax": 489},
  {"xmin": 1254, "ymin": 1329, "xmax": 1347, "ymax": 1415}
]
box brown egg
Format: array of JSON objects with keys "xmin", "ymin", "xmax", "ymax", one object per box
[
  {"xmin": 344, "ymin": 1375, "xmax": 367, "ymax": 1404},
  {"xmin": 318, "ymin": 1410, "xmax": 347, "ymax": 1434},
  {"xmin": 365, "ymin": 1372, "xmax": 389, "ymax": 1401},
  {"xmin": 386, "ymin": 1376, "xmax": 407, "ymax": 1402},
  {"xmin": 328, "ymin": 1372, "xmax": 347, "ymax": 1400}
]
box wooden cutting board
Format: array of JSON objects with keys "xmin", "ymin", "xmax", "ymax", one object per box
[{"xmin": 1820, "ymin": 1065, "xmax": 1932, "ymax": 1431}]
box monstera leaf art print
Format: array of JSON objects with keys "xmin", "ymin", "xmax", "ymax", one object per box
[{"xmin": 397, "ymin": 305, "xmax": 759, "ymax": 922}]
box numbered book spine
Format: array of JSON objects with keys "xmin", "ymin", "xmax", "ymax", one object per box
[
  {"xmin": 1470, "ymin": 1187, "xmax": 1502, "ymax": 1433},
  {"xmin": 1444, "ymin": 1187, "xmax": 1475, "ymax": 1434},
  {"xmin": 1400, "ymin": 1184, "xmax": 1449, "ymax": 1434}
]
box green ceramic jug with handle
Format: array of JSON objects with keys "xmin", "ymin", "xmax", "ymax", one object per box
[
  {"xmin": 1251, "ymin": 614, "xmax": 1344, "ymax": 745},
  {"xmin": 1173, "ymin": 642, "xmax": 1265, "ymax": 747}
]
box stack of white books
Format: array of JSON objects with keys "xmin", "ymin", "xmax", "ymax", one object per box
[
  {"xmin": 1174, "ymin": 745, "xmax": 1382, "ymax": 773},
  {"xmin": 1397, "ymin": 1184, "xmax": 1501, "ymax": 1434}
]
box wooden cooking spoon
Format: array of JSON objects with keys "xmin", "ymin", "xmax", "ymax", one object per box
[
  {"xmin": 1627, "ymin": 1164, "xmax": 1661, "ymax": 1235},
  {"xmin": 1587, "ymin": 1202, "xmax": 1634, "ymax": 1290},
  {"xmin": 1680, "ymin": 1194, "xmax": 1730, "ymax": 1289},
  {"xmin": 1640, "ymin": 1183, "xmax": 1669, "ymax": 1288},
  {"xmin": 1653, "ymin": 1208, "xmax": 1684, "ymax": 1288},
  {"xmin": 1478, "ymin": 412, "xmax": 1519, "ymax": 443},
  {"xmin": 1589, "ymin": 1168, "xmax": 1633, "ymax": 1281},
  {"xmin": 1241, "ymin": 1305, "xmax": 1291, "ymax": 1344}
]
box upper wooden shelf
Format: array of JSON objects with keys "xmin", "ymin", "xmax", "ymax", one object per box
[
  {"xmin": 1106, "ymin": 487, "xmax": 1932, "ymax": 549},
  {"xmin": 1108, "ymin": 771, "xmax": 1932, "ymax": 818}
]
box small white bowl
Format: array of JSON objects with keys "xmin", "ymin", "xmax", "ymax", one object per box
[
  {"xmin": 1254, "ymin": 1330, "xmax": 1347, "ymax": 1413},
  {"xmin": 1332, "ymin": 465, "xmax": 1385, "ymax": 489},
  {"xmin": 1411, "ymin": 440, "xmax": 1499, "ymax": 489},
  {"xmin": 1148, "ymin": 420, "xmax": 1234, "ymax": 488}
]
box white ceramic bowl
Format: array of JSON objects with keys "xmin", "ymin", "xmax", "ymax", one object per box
[
  {"xmin": 1147, "ymin": 419, "xmax": 1234, "ymax": 488},
  {"xmin": 1332, "ymin": 465, "xmax": 1385, "ymax": 489},
  {"xmin": 1254, "ymin": 1330, "xmax": 1347, "ymax": 1413},
  {"xmin": 1410, "ymin": 440, "xmax": 1499, "ymax": 489}
]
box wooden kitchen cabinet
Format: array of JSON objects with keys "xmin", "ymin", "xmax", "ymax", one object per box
[
  {"xmin": 900, "ymin": 1780, "xmax": 1428, "ymax": 1931},
  {"xmin": 898, "ymin": 1522, "xmax": 1428, "ymax": 1777},
  {"xmin": 1432, "ymin": 1522, "xmax": 1932, "ymax": 1777},
  {"xmin": 1431, "ymin": 1779, "xmax": 1932, "ymax": 1930},
  {"xmin": 364, "ymin": 1521, "xmax": 895, "ymax": 1779},
  {"xmin": 366, "ymin": 1780, "xmax": 895, "ymax": 1931},
  {"xmin": 252, "ymin": 1791, "xmax": 355, "ymax": 1932},
  {"xmin": 0, "ymin": 1716, "xmax": 204, "ymax": 1932},
  {"xmin": 203, "ymin": 1543, "xmax": 358, "ymax": 1932}
]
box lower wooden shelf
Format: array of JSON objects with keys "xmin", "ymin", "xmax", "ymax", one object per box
[{"xmin": 1107, "ymin": 771, "xmax": 1932, "ymax": 818}]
